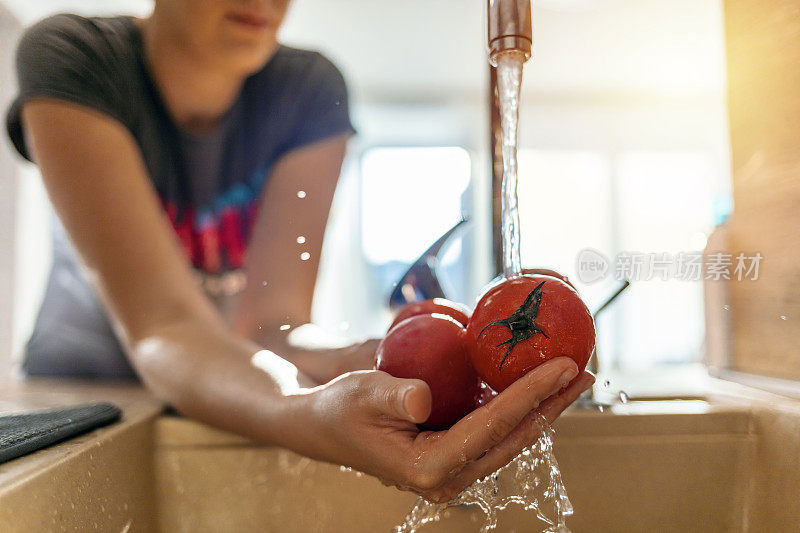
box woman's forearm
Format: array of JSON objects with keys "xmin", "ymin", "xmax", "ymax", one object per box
[{"xmin": 130, "ymin": 317, "xmax": 311, "ymax": 447}]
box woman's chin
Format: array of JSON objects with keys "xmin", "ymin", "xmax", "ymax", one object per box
[{"xmin": 219, "ymin": 41, "xmax": 279, "ymax": 75}]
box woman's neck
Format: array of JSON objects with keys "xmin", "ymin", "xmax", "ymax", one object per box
[{"xmin": 137, "ymin": 17, "xmax": 246, "ymax": 134}]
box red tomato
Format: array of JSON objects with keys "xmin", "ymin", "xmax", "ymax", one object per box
[
  {"xmin": 478, "ymin": 268, "xmax": 575, "ymax": 302},
  {"xmin": 522, "ymin": 268, "xmax": 575, "ymax": 289},
  {"xmin": 376, "ymin": 314, "xmax": 480, "ymax": 430},
  {"xmin": 390, "ymin": 298, "xmax": 471, "ymax": 330},
  {"xmin": 466, "ymin": 274, "xmax": 595, "ymax": 392}
]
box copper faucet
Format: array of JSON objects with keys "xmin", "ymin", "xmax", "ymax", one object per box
[{"xmin": 487, "ymin": 0, "xmax": 533, "ymax": 65}]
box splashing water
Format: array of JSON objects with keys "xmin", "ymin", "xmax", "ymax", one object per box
[
  {"xmin": 496, "ymin": 51, "xmax": 525, "ymax": 278},
  {"xmin": 597, "ymin": 379, "xmax": 631, "ymax": 406},
  {"xmin": 396, "ymin": 415, "xmax": 572, "ymax": 533}
]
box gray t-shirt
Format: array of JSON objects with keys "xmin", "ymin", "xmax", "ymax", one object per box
[{"xmin": 5, "ymin": 14, "xmax": 354, "ymax": 378}]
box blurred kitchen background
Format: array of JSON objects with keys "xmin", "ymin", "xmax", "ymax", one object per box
[{"xmin": 0, "ymin": 0, "xmax": 732, "ymax": 377}]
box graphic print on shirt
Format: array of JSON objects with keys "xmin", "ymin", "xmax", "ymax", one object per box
[{"xmin": 162, "ymin": 165, "xmax": 268, "ymax": 274}]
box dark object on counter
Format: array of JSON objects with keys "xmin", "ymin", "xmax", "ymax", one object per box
[{"xmin": 0, "ymin": 403, "xmax": 121, "ymax": 464}]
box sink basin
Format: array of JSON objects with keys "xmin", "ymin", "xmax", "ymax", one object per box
[
  {"xmin": 1, "ymin": 380, "xmax": 798, "ymax": 532},
  {"xmin": 150, "ymin": 402, "xmax": 759, "ymax": 532},
  {"xmin": 146, "ymin": 370, "xmax": 800, "ymax": 532}
]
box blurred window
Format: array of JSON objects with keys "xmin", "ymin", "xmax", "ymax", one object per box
[
  {"xmin": 515, "ymin": 149, "xmax": 718, "ymax": 371},
  {"xmin": 360, "ymin": 147, "xmax": 470, "ymax": 264},
  {"xmin": 614, "ymin": 152, "xmax": 716, "ymax": 369}
]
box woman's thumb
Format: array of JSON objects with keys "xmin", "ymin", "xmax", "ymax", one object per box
[{"xmin": 371, "ymin": 373, "xmax": 432, "ymax": 424}]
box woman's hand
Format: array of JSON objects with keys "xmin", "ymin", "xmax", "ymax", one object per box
[{"xmin": 289, "ymin": 356, "xmax": 593, "ymax": 503}]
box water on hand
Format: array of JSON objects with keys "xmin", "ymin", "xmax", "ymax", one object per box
[{"xmin": 396, "ymin": 415, "xmax": 572, "ymax": 533}]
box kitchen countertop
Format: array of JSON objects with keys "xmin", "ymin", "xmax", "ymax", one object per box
[
  {"xmin": 0, "ymin": 365, "xmax": 790, "ymax": 489},
  {"xmin": 1, "ymin": 369, "xmax": 799, "ymax": 532},
  {"xmin": 1, "ymin": 367, "xmax": 797, "ymax": 506}
]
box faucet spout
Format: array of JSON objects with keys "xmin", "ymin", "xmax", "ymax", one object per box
[{"xmin": 487, "ymin": 0, "xmax": 533, "ymax": 65}]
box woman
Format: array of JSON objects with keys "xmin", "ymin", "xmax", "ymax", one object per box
[{"xmin": 5, "ymin": 0, "xmax": 593, "ymax": 502}]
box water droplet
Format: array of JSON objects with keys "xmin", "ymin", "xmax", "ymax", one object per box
[
  {"xmin": 261, "ymin": 281, "xmax": 267, "ymax": 287},
  {"xmin": 780, "ymin": 315, "xmax": 788, "ymax": 321},
  {"xmin": 297, "ymin": 190, "xmax": 307, "ymax": 198},
  {"xmin": 257, "ymin": 325, "xmax": 262, "ymax": 330},
  {"xmin": 619, "ymin": 391, "xmax": 629, "ymax": 404},
  {"xmin": 279, "ymin": 324, "xmax": 291, "ymax": 331},
  {"xmin": 300, "ymin": 252, "xmax": 311, "ymax": 261},
  {"xmin": 722, "ymin": 305, "xmax": 730, "ymax": 311},
  {"xmin": 603, "ymin": 380, "xmax": 611, "ymax": 388},
  {"xmin": 598, "ymin": 405, "xmax": 605, "ymax": 413}
]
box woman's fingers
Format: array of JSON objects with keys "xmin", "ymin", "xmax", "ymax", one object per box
[
  {"xmin": 441, "ymin": 372, "xmax": 594, "ymax": 496},
  {"xmin": 333, "ymin": 339, "xmax": 380, "ymax": 377},
  {"xmin": 538, "ymin": 371, "xmax": 595, "ymax": 424},
  {"xmin": 437, "ymin": 357, "xmax": 578, "ymax": 464},
  {"xmin": 365, "ymin": 370, "xmax": 432, "ymax": 424}
]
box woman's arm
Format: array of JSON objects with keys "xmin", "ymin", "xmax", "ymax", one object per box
[
  {"xmin": 21, "ymin": 99, "xmax": 307, "ymax": 442},
  {"xmin": 22, "ymin": 99, "xmax": 594, "ymax": 502},
  {"xmin": 230, "ymin": 133, "xmax": 376, "ymax": 383}
]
